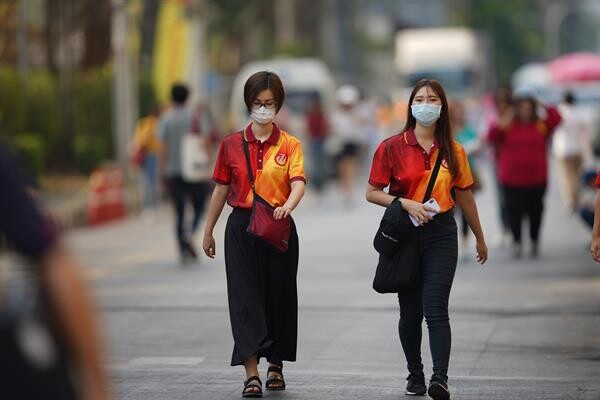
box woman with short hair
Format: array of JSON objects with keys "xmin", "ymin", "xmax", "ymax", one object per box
[{"xmin": 202, "ymin": 71, "xmax": 306, "ymax": 398}]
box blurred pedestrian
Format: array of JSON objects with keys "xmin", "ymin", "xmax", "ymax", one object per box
[
  {"xmin": 552, "ymin": 91, "xmax": 594, "ymax": 212},
  {"xmin": 0, "ymin": 143, "xmax": 110, "ymax": 400},
  {"xmin": 590, "ymin": 172, "xmax": 600, "ymax": 262},
  {"xmin": 366, "ymin": 79, "xmax": 488, "ymax": 400},
  {"xmin": 158, "ymin": 84, "xmax": 208, "ymax": 264},
  {"xmin": 579, "ymin": 171, "xmax": 598, "ymax": 230},
  {"xmin": 488, "ymin": 88, "xmax": 562, "ymax": 258},
  {"xmin": 486, "ymin": 86, "xmax": 513, "ymax": 248},
  {"xmin": 304, "ymin": 95, "xmax": 329, "ymax": 193},
  {"xmin": 330, "ymin": 85, "xmax": 367, "ymax": 204},
  {"xmin": 450, "ymin": 100, "xmax": 483, "ymax": 261},
  {"xmin": 202, "ymin": 71, "xmax": 306, "ymax": 397},
  {"xmin": 130, "ymin": 105, "xmax": 161, "ymax": 219}
]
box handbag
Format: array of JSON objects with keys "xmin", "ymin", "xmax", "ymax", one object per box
[
  {"xmin": 130, "ymin": 144, "xmax": 146, "ymax": 167},
  {"xmin": 242, "ymin": 134, "xmax": 291, "ymax": 252},
  {"xmin": 181, "ymin": 132, "xmax": 211, "ymax": 183},
  {"xmin": 372, "ymin": 148, "xmax": 443, "ymax": 293}
]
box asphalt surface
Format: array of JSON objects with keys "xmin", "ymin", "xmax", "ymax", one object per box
[{"xmin": 66, "ymin": 162, "xmax": 600, "ymax": 400}]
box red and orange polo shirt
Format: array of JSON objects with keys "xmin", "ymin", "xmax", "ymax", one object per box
[
  {"xmin": 369, "ymin": 128, "xmax": 473, "ymax": 213},
  {"xmin": 213, "ymin": 123, "xmax": 306, "ymax": 209}
]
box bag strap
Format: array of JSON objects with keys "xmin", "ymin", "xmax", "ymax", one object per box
[
  {"xmin": 241, "ymin": 130, "xmax": 256, "ymax": 192},
  {"xmin": 422, "ymin": 148, "xmax": 444, "ymax": 203}
]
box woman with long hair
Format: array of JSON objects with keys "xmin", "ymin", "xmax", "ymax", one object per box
[{"xmin": 366, "ymin": 79, "xmax": 488, "ymax": 399}]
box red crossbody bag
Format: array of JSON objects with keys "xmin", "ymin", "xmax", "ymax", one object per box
[{"xmin": 242, "ymin": 133, "xmax": 291, "ymax": 252}]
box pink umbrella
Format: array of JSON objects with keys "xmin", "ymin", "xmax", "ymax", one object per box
[{"xmin": 549, "ymin": 52, "xmax": 600, "ymax": 82}]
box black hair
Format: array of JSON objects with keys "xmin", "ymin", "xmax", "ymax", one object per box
[
  {"xmin": 171, "ymin": 83, "xmax": 189, "ymax": 105},
  {"xmin": 243, "ymin": 71, "xmax": 285, "ymax": 113}
]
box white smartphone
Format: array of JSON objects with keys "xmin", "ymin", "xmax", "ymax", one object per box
[{"xmin": 409, "ymin": 198, "xmax": 441, "ymax": 227}]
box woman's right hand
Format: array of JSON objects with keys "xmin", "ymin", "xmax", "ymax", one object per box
[
  {"xmin": 401, "ymin": 198, "xmax": 435, "ymax": 226},
  {"xmin": 202, "ymin": 234, "xmax": 216, "ymax": 258}
]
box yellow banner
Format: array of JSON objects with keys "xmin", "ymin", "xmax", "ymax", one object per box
[{"xmin": 153, "ymin": 0, "xmax": 191, "ymax": 102}]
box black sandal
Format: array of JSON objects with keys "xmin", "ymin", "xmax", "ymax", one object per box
[
  {"xmin": 265, "ymin": 366, "xmax": 286, "ymax": 391},
  {"xmin": 242, "ymin": 376, "xmax": 263, "ymax": 398}
]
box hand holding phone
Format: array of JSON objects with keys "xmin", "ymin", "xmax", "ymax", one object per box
[{"xmin": 409, "ymin": 198, "xmax": 440, "ymax": 227}]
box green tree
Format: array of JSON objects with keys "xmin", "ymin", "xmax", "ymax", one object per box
[{"xmin": 454, "ymin": 0, "xmax": 545, "ymax": 83}]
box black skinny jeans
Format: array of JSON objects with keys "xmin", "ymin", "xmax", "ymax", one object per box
[{"xmin": 398, "ymin": 211, "xmax": 458, "ymax": 378}]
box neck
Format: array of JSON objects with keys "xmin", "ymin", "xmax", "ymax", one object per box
[
  {"xmin": 414, "ymin": 123, "xmax": 436, "ymax": 142},
  {"xmin": 251, "ymin": 121, "xmax": 273, "ymax": 141}
]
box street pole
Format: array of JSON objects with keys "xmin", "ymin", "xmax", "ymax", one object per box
[
  {"xmin": 187, "ymin": 0, "xmax": 207, "ymax": 104},
  {"xmin": 16, "ymin": 0, "xmax": 28, "ymax": 74},
  {"xmin": 111, "ymin": 0, "xmax": 137, "ymax": 167},
  {"xmin": 544, "ymin": 0, "xmax": 569, "ymax": 58},
  {"xmin": 275, "ymin": 0, "xmax": 295, "ymax": 47}
]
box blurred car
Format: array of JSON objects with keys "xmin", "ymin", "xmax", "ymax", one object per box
[{"xmin": 393, "ymin": 27, "xmax": 493, "ymax": 100}]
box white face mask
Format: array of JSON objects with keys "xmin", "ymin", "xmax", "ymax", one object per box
[
  {"xmin": 250, "ymin": 105, "xmax": 276, "ymax": 125},
  {"xmin": 411, "ymin": 103, "xmax": 442, "ymax": 127}
]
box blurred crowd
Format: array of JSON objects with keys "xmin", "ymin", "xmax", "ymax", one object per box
[{"xmin": 127, "ymin": 79, "xmax": 598, "ymax": 263}]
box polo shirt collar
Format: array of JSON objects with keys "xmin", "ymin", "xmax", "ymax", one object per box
[
  {"xmin": 245, "ymin": 122, "xmax": 281, "ymax": 145},
  {"xmin": 405, "ymin": 128, "xmax": 439, "ymax": 149}
]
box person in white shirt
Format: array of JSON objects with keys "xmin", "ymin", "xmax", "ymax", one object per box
[
  {"xmin": 330, "ymin": 85, "xmax": 368, "ymax": 203},
  {"xmin": 552, "ymin": 91, "xmax": 594, "ymax": 212}
]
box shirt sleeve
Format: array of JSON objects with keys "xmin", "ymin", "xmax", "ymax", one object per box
[
  {"xmin": 157, "ymin": 116, "xmax": 168, "ymax": 142},
  {"xmin": 595, "ymin": 172, "xmax": 600, "ymax": 189},
  {"xmin": 452, "ymin": 143, "xmax": 474, "ymax": 190},
  {"xmin": 212, "ymin": 140, "xmax": 231, "ymax": 185},
  {"xmin": 368, "ymin": 141, "xmax": 391, "ymax": 188},
  {"xmin": 288, "ymin": 140, "xmax": 306, "ymax": 184},
  {"xmin": 0, "ymin": 145, "xmax": 56, "ymax": 260},
  {"xmin": 487, "ymin": 122, "xmax": 505, "ymax": 144},
  {"xmin": 544, "ymin": 105, "xmax": 562, "ymax": 136}
]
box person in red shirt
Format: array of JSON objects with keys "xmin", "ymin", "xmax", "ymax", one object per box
[
  {"xmin": 366, "ymin": 79, "xmax": 487, "ymax": 399},
  {"xmin": 201, "ymin": 71, "xmax": 306, "ymax": 397},
  {"xmin": 591, "ymin": 173, "xmax": 600, "ymax": 262},
  {"xmin": 488, "ymin": 89, "xmax": 562, "ymax": 258},
  {"xmin": 305, "ymin": 96, "xmax": 329, "ymax": 192}
]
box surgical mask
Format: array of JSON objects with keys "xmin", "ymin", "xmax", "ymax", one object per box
[
  {"xmin": 250, "ymin": 105, "xmax": 276, "ymax": 125},
  {"xmin": 411, "ymin": 103, "xmax": 442, "ymax": 127}
]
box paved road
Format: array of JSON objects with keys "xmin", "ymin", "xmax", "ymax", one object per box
[{"xmin": 66, "ymin": 163, "xmax": 600, "ymax": 400}]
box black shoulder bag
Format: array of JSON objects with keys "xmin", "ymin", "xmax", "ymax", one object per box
[{"xmin": 372, "ymin": 149, "xmax": 444, "ymax": 293}]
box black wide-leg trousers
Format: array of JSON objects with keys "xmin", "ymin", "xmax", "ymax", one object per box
[{"xmin": 224, "ymin": 208, "xmax": 299, "ymax": 367}]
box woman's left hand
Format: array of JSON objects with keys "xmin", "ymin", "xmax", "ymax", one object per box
[
  {"xmin": 475, "ymin": 240, "xmax": 488, "ymax": 265},
  {"xmin": 273, "ymin": 205, "xmax": 292, "ymax": 220}
]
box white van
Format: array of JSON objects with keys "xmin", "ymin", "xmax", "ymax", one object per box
[
  {"xmin": 394, "ymin": 27, "xmax": 491, "ymax": 99},
  {"xmin": 229, "ymin": 58, "xmax": 336, "ymax": 139}
]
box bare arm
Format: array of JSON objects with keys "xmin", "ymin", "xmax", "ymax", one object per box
[
  {"xmin": 41, "ymin": 246, "xmax": 110, "ymax": 400},
  {"xmin": 591, "ymin": 191, "xmax": 600, "ymax": 262},
  {"xmin": 274, "ymin": 181, "xmax": 305, "ymax": 219},
  {"xmin": 202, "ymin": 183, "xmax": 230, "ymax": 258},
  {"xmin": 365, "ymin": 184, "xmax": 395, "ymax": 207},
  {"xmin": 455, "ymin": 189, "xmax": 488, "ymax": 264}
]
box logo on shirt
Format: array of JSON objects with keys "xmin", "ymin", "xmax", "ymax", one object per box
[{"xmin": 275, "ymin": 153, "xmax": 288, "ymax": 166}]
